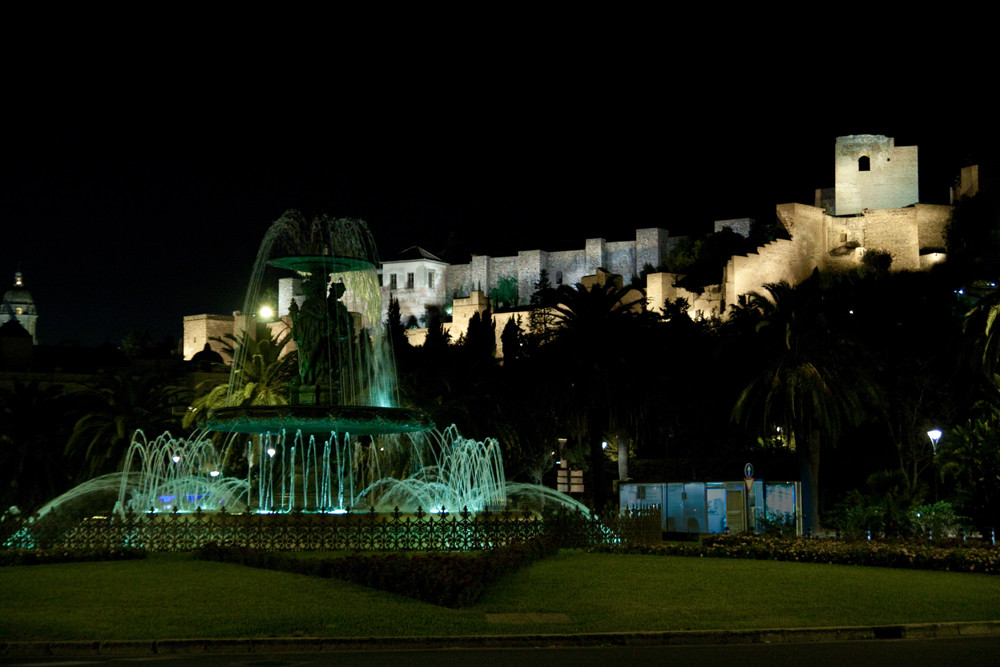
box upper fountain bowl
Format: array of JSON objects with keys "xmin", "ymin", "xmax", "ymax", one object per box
[
  {"xmin": 267, "ymin": 255, "xmax": 375, "ymax": 275},
  {"xmin": 205, "ymin": 404, "xmax": 434, "ymax": 435}
]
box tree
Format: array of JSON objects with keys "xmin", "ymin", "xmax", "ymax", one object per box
[
  {"xmin": 385, "ymin": 295, "xmax": 409, "ymax": 355},
  {"xmin": 422, "ymin": 307, "xmax": 451, "ymax": 354},
  {"xmin": 0, "ymin": 381, "xmax": 74, "ymax": 513},
  {"xmin": 500, "ymin": 316, "xmax": 524, "ymax": 363},
  {"xmin": 544, "ymin": 280, "xmax": 647, "ymax": 511},
  {"xmin": 184, "ymin": 330, "xmax": 297, "ymax": 428},
  {"xmin": 732, "ymin": 278, "xmax": 873, "ymax": 533},
  {"xmin": 938, "ymin": 406, "xmax": 1000, "ymax": 535},
  {"xmin": 463, "ymin": 307, "xmax": 496, "ymax": 363},
  {"xmin": 527, "ymin": 269, "xmax": 557, "ymax": 347},
  {"xmin": 947, "ymin": 193, "xmax": 1000, "ymax": 278},
  {"xmin": 963, "ymin": 285, "xmax": 1000, "ymax": 380},
  {"xmin": 67, "ymin": 371, "xmax": 188, "ymax": 477}
]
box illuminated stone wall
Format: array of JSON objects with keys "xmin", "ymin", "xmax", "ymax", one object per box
[
  {"xmin": 646, "ymin": 273, "xmax": 723, "ymax": 321},
  {"xmin": 721, "ymin": 197, "xmax": 953, "ymax": 312},
  {"xmin": 834, "ymin": 135, "xmax": 918, "ymax": 215},
  {"xmin": 183, "ymin": 314, "xmax": 237, "ymax": 362},
  {"xmin": 713, "ymin": 218, "xmax": 752, "ymax": 237},
  {"xmin": 444, "ymin": 228, "xmax": 673, "ymax": 306}
]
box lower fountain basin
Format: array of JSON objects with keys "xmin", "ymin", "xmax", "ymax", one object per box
[{"xmin": 205, "ymin": 405, "xmax": 434, "ymax": 435}]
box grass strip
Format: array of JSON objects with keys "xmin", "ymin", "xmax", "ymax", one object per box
[{"xmin": 3, "ymin": 551, "xmax": 999, "ymax": 641}]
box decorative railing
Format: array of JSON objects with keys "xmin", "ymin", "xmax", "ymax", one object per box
[{"xmin": 1, "ymin": 506, "xmax": 660, "ymax": 553}]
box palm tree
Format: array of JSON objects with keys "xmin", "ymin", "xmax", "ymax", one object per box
[
  {"xmin": 183, "ymin": 330, "xmax": 297, "ymax": 429},
  {"xmin": 732, "ymin": 278, "xmax": 872, "ymax": 533},
  {"xmin": 938, "ymin": 406, "xmax": 1000, "ymax": 535},
  {"xmin": 544, "ymin": 279, "xmax": 649, "ymax": 511},
  {"xmin": 963, "ymin": 283, "xmax": 1000, "ymax": 379},
  {"xmin": 0, "ymin": 381, "xmax": 74, "ymax": 513},
  {"xmin": 67, "ymin": 371, "xmax": 188, "ymax": 478}
]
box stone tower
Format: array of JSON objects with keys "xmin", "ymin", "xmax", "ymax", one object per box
[
  {"xmin": 833, "ymin": 134, "xmax": 918, "ymax": 215},
  {"xmin": 0, "ymin": 271, "xmax": 38, "ymax": 343}
]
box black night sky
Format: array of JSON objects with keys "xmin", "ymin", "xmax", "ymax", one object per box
[{"xmin": 2, "ymin": 32, "xmax": 993, "ymax": 348}]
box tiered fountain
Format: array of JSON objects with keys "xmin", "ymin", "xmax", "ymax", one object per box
[{"xmin": 114, "ymin": 212, "xmax": 509, "ymax": 516}]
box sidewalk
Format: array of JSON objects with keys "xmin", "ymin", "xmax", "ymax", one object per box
[{"xmin": 4, "ymin": 620, "xmax": 1000, "ymax": 658}]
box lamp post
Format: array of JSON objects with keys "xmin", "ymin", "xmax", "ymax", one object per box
[
  {"xmin": 927, "ymin": 429, "xmax": 942, "ymax": 506},
  {"xmin": 927, "ymin": 429, "xmax": 942, "ymax": 454}
]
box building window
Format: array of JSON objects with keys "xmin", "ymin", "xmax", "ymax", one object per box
[
  {"xmin": 428, "ymin": 270, "xmax": 435, "ymax": 289},
  {"xmin": 556, "ymin": 271, "xmax": 563, "ymax": 285},
  {"xmin": 406, "ymin": 273, "xmax": 414, "ymax": 289},
  {"xmin": 389, "ymin": 274, "xmax": 397, "ymax": 290},
  {"xmin": 15, "ymin": 307, "xmax": 22, "ymax": 315},
  {"xmin": 377, "ymin": 272, "xmax": 383, "ymax": 287},
  {"xmin": 840, "ymin": 232, "xmax": 848, "ymax": 243},
  {"xmin": 858, "ymin": 155, "xmax": 870, "ymax": 172}
]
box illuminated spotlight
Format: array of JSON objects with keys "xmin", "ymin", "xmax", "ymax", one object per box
[
  {"xmin": 210, "ymin": 470, "xmax": 221, "ymax": 477},
  {"xmin": 267, "ymin": 448, "xmax": 276, "ymax": 457},
  {"xmin": 927, "ymin": 429, "xmax": 942, "ymax": 454},
  {"xmin": 260, "ymin": 305, "xmax": 274, "ymax": 319},
  {"xmin": 172, "ymin": 455, "xmax": 181, "ymax": 463}
]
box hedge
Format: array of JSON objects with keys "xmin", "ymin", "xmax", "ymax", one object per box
[
  {"xmin": 195, "ymin": 536, "xmax": 559, "ymax": 607},
  {"xmin": 594, "ymin": 535, "xmax": 1000, "ymax": 574}
]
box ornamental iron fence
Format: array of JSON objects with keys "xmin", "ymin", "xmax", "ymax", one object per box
[{"xmin": 1, "ymin": 506, "xmax": 660, "ymax": 552}]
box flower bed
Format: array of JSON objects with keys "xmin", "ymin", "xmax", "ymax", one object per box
[
  {"xmin": 594, "ymin": 535, "xmax": 1000, "ymax": 574},
  {"xmin": 194, "ymin": 536, "xmax": 559, "ymax": 607}
]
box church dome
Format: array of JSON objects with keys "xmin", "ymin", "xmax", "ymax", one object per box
[{"xmin": 2, "ymin": 271, "xmax": 36, "ymax": 317}]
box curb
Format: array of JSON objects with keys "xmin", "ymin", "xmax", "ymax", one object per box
[{"xmin": 3, "ymin": 621, "xmax": 1000, "ymax": 657}]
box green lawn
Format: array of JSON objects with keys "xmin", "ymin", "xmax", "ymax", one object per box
[{"xmin": 3, "ymin": 551, "xmax": 1000, "ymax": 641}]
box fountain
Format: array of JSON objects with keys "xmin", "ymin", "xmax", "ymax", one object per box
[{"xmin": 114, "ymin": 211, "xmax": 514, "ymax": 516}]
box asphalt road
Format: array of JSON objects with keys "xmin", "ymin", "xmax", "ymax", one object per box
[{"xmin": 3, "ymin": 636, "xmax": 1000, "ymax": 667}]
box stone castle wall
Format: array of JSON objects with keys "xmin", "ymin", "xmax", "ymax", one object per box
[
  {"xmin": 916, "ymin": 203, "xmax": 951, "ymax": 251},
  {"xmin": 646, "ymin": 273, "xmax": 723, "ymax": 320},
  {"xmin": 445, "ymin": 262, "xmax": 472, "ymax": 298},
  {"xmin": 834, "ymin": 135, "xmax": 918, "ymax": 215},
  {"xmin": 446, "ymin": 228, "xmax": 671, "ymax": 297},
  {"xmin": 720, "ymin": 197, "xmax": 953, "ymax": 312},
  {"xmin": 183, "ymin": 314, "xmax": 237, "ymax": 362},
  {"xmin": 860, "ymin": 208, "xmax": 922, "ymax": 270},
  {"xmin": 723, "ymin": 237, "xmax": 812, "ymax": 312},
  {"xmin": 546, "ymin": 249, "xmax": 588, "ymax": 286},
  {"xmin": 714, "ymin": 218, "xmax": 753, "ymax": 237}
]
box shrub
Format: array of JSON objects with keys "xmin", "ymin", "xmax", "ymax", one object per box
[
  {"xmin": 593, "ymin": 535, "xmax": 1000, "ymax": 575},
  {"xmin": 0, "ymin": 546, "xmax": 146, "ymax": 567},
  {"xmin": 194, "ymin": 537, "xmax": 559, "ymax": 608}
]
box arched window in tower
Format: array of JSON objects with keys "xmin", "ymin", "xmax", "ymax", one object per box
[{"xmin": 858, "ymin": 155, "xmax": 870, "ymax": 172}]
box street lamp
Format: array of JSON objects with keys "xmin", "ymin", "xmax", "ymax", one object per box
[
  {"xmin": 927, "ymin": 429, "xmax": 942, "ymax": 454},
  {"xmin": 927, "ymin": 429, "xmax": 943, "ymax": 509}
]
